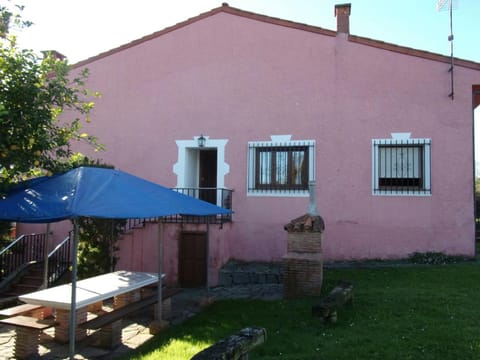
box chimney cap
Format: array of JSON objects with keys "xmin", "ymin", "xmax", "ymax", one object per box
[{"xmin": 334, "ymin": 3, "xmax": 351, "ymax": 16}]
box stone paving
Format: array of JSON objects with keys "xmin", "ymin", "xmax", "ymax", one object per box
[{"xmin": 0, "ymin": 284, "xmax": 283, "ymax": 359}]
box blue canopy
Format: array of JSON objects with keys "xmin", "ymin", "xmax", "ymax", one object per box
[
  {"xmin": 0, "ymin": 166, "xmax": 231, "ymax": 357},
  {"xmin": 0, "ymin": 166, "xmax": 231, "ymax": 222}
]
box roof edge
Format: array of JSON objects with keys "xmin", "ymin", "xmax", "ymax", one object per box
[
  {"xmin": 72, "ymin": 4, "xmax": 336, "ymax": 69},
  {"xmin": 349, "ymin": 35, "xmax": 480, "ymax": 71},
  {"xmin": 72, "ymin": 4, "xmax": 480, "ymax": 71}
]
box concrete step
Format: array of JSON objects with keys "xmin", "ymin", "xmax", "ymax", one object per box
[
  {"xmin": 7, "ymin": 283, "xmax": 41, "ymax": 296},
  {"xmin": 218, "ymin": 261, "xmax": 283, "ymax": 286},
  {"xmin": 21, "ymin": 276, "xmax": 43, "ymax": 286}
]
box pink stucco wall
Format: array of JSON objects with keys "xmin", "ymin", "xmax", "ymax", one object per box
[
  {"xmin": 18, "ymin": 7, "xmax": 480, "ymax": 285},
  {"xmin": 114, "ymin": 222, "xmax": 233, "ymax": 286}
]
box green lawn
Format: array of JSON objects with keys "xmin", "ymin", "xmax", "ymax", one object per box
[{"xmin": 121, "ymin": 263, "xmax": 480, "ymax": 359}]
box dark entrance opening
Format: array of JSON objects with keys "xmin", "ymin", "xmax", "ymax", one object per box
[
  {"xmin": 199, "ymin": 149, "xmax": 217, "ymax": 205},
  {"xmin": 179, "ymin": 232, "xmax": 207, "ymax": 287}
]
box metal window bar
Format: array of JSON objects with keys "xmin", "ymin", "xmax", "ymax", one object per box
[
  {"xmin": 374, "ymin": 138, "xmax": 431, "ymax": 195},
  {"xmin": 248, "ymin": 141, "xmax": 313, "ymax": 194}
]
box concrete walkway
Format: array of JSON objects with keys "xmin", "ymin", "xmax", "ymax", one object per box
[{"xmin": 0, "ymin": 284, "xmax": 283, "ymax": 359}]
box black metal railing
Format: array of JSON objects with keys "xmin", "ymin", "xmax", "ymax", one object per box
[
  {"xmin": 0, "ymin": 233, "xmax": 46, "ymax": 282},
  {"xmin": 47, "ymin": 233, "xmax": 72, "ymax": 287},
  {"xmin": 122, "ymin": 218, "xmax": 157, "ymax": 233},
  {"xmin": 164, "ymin": 187, "xmax": 233, "ymax": 224}
]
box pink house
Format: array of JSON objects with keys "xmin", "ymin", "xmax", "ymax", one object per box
[{"xmin": 20, "ymin": 4, "xmax": 480, "ymax": 286}]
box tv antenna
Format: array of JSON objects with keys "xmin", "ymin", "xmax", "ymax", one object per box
[{"xmin": 437, "ymin": 0, "xmax": 458, "ymax": 100}]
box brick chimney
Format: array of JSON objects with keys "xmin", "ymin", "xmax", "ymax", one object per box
[
  {"xmin": 41, "ymin": 50, "xmax": 66, "ymax": 61},
  {"xmin": 334, "ymin": 3, "xmax": 351, "ymax": 35}
]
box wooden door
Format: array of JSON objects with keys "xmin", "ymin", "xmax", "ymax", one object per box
[
  {"xmin": 199, "ymin": 150, "xmax": 217, "ymax": 204},
  {"xmin": 179, "ymin": 232, "xmax": 207, "ymax": 287}
]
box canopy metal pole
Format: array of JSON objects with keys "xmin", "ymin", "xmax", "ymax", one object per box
[
  {"xmin": 206, "ymin": 220, "xmax": 210, "ymax": 296},
  {"xmin": 110, "ymin": 220, "xmax": 114, "ymax": 272},
  {"xmin": 157, "ymin": 220, "xmax": 163, "ymax": 321},
  {"xmin": 42, "ymin": 223, "xmax": 50, "ymax": 289},
  {"xmin": 69, "ymin": 219, "xmax": 79, "ymax": 359}
]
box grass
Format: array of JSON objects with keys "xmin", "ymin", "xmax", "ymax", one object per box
[{"xmin": 120, "ymin": 263, "xmax": 480, "ymax": 359}]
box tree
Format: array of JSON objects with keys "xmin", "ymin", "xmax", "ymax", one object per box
[
  {"xmin": 0, "ymin": 3, "xmax": 103, "ymax": 191},
  {"xmin": 0, "ymin": 5, "xmax": 130, "ymax": 278},
  {"xmin": 0, "ymin": 3, "xmax": 103, "ymax": 243}
]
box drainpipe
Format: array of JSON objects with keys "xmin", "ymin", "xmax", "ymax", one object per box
[
  {"xmin": 472, "ymin": 87, "xmax": 480, "ymax": 247},
  {"xmin": 307, "ymin": 181, "xmax": 318, "ymax": 216}
]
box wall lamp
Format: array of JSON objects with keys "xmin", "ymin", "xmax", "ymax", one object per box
[{"xmin": 198, "ymin": 134, "xmax": 206, "ymax": 147}]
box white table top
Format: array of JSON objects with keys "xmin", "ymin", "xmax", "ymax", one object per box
[{"xmin": 19, "ymin": 270, "xmax": 159, "ymax": 310}]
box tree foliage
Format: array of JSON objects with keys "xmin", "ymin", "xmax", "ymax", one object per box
[
  {"xmin": 0, "ymin": 4, "xmax": 128, "ymax": 280},
  {"xmin": 0, "ymin": 3, "xmax": 105, "ymax": 248},
  {"xmin": 67, "ymin": 161, "xmax": 126, "ymax": 279},
  {"xmin": 0, "ymin": 3, "xmax": 103, "ymax": 191},
  {"xmin": 76, "ymin": 217, "xmax": 126, "ymax": 280}
]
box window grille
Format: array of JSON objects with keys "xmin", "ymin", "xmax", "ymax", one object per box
[
  {"xmin": 248, "ymin": 140, "xmax": 315, "ymax": 195},
  {"xmin": 372, "ymin": 137, "xmax": 431, "ymax": 195}
]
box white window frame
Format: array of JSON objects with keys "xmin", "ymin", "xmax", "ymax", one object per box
[
  {"xmin": 247, "ymin": 135, "xmax": 315, "ymax": 197},
  {"xmin": 372, "ymin": 133, "xmax": 431, "ymax": 196}
]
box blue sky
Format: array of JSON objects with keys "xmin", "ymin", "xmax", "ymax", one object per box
[
  {"xmin": 11, "ymin": 0, "xmax": 479, "ymax": 64},
  {"xmin": 9, "ymin": 0, "xmax": 480, "ymax": 169}
]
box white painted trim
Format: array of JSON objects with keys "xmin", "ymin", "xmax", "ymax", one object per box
[
  {"xmin": 373, "ymin": 191, "xmax": 432, "ymax": 197},
  {"xmin": 247, "ymin": 191, "xmax": 310, "ymax": 197},
  {"xmin": 173, "ymin": 136, "xmax": 230, "ymax": 206},
  {"xmin": 391, "ymin": 132, "xmax": 412, "ymax": 140},
  {"xmin": 270, "ymin": 135, "xmax": 292, "ymax": 142}
]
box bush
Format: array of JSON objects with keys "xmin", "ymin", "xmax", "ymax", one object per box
[
  {"xmin": 408, "ymin": 251, "xmax": 470, "ymax": 265},
  {"xmin": 76, "ymin": 217, "xmax": 126, "ymax": 279}
]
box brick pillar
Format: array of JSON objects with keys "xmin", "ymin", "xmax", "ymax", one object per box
[
  {"xmin": 97, "ymin": 290, "xmax": 142, "ymax": 348},
  {"xmin": 114, "ymin": 289, "xmax": 141, "ymax": 309},
  {"xmin": 96, "ymin": 320, "xmax": 122, "ymax": 349},
  {"xmin": 87, "ymin": 301, "xmax": 103, "ymax": 313},
  {"xmin": 54, "ymin": 308, "xmax": 88, "ymax": 343},
  {"xmin": 283, "ymin": 214, "xmax": 325, "ymax": 298},
  {"xmin": 29, "ymin": 307, "xmax": 52, "ymax": 320},
  {"xmin": 13, "ymin": 327, "xmax": 42, "ymax": 359}
]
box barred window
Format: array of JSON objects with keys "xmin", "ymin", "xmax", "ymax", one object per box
[
  {"xmin": 372, "ymin": 134, "xmax": 431, "ymax": 195},
  {"xmin": 248, "ymin": 137, "xmax": 315, "ymax": 196}
]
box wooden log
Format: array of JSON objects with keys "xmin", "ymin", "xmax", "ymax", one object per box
[
  {"xmin": 191, "ymin": 327, "xmax": 267, "ymax": 360},
  {"xmin": 312, "ymin": 281, "xmax": 353, "ymax": 323}
]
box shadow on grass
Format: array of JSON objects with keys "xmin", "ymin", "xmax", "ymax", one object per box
[{"xmin": 121, "ymin": 264, "xmax": 480, "ymax": 360}]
